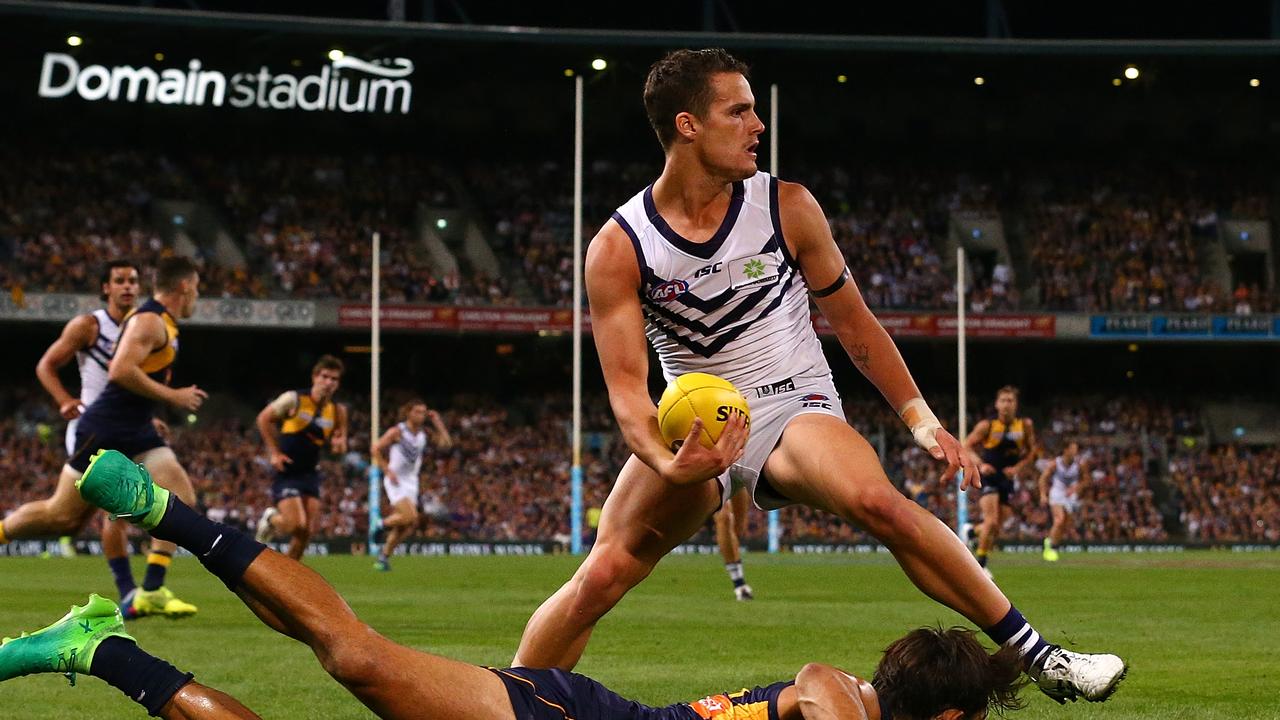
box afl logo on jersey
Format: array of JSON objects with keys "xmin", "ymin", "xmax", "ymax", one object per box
[
  {"xmin": 800, "ymin": 393, "xmax": 832, "ymax": 409},
  {"xmin": 649, "ymin": 279, "xmax": 689, "ymax": 303}
]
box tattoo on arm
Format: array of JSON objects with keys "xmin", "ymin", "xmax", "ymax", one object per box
[{"xmin": 850, "ymin": 343, "xmax": 871, "ymax": 371}]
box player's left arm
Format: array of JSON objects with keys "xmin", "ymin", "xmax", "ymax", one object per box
[
  {"xmin": 779, "ymin": 181, "xmax": 978, "ymax": 488},
  {"xmin": 330, "ymin": 403, "xmax": 349, "ymax": 454},
  {"xmin": 778, "ymin": 663, "xmax": 878, "ymax": 720}
]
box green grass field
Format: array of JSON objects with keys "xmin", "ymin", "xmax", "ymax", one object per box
[{"xmin": 2, "ymin": 551, "xmax": 1277, "ymax": 719}]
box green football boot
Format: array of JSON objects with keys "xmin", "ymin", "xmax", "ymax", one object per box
[
  {"xmin": 0, "ymin": 594, "xmax": 133, "ymax": 686},
  {"xmin": 76, "ymin": 449, "xmax": 170, "ymax": 529}
]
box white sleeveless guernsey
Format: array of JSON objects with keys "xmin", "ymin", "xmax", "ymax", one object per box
[
  {"xmin": 611, "ymin": 171, "xmax": 831, "ymax": 390},
  {"xmin": 388, "ymin": 421, "xmax": 428, "ymax": 481},
  {"xmin": 78, "ymin": 308, "xmax": 122, "ymax": 407},
  {"xmin": 66, "ymin": 308, "xmax": 123, "ymax": 455},
  {"xmin": 1051, "ymin": 457, "xmax": 1082, "ymax": 493}
]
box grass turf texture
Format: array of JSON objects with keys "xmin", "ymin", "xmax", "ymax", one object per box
[{"xmin": 2, "ymin": 551, "xmax": 1277, "ymax": 719}]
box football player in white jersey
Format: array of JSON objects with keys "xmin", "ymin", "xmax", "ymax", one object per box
[
  {"xmin": 25, "ymin": 261, "xmax": 141, "ymax": 563},
  {"xmin": 371, "ymin": 399, "xmax": 452, "ymax": 571},
  {"xmin": 1038, "ymin": 441, "xmax": 1088, "ymax": 562},
  {"xmin": 514, "ymin": 49, "xmax": 1125, "ymax": 705}
]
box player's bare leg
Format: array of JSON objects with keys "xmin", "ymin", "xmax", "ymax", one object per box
[
  {"xmin": 976, "ymin": 492, "xmax": 1003, "ymax": 574},
  {"xmin": 380, "ymin": 498, "xmax": 418, "ymax": 563},
  {"xmin": 714, "ymin": 489, "xmax": 753, "ymax": 600},
  {"xmin": 68, "ymin": 451, "xmax": 517, "ymax": 720},
  {"xmin": 0, "ymin": 466, "xmax": 95, "ymax": 540},
  {"xmin": 270, "ymin": 496, "xmax": 313, "ymax": 560},
  {"xmin": 763, "ymin": 414, "xmax": 1009, "ymax": 626},
  {"xmin": 513, "ymin": 454, "xmax": 721, "ymax": 669},
  {"xmin": 159, "ymin": 683, "xmax": 261, "ymax": 719},
  {"xmin": 1044, "ymin": 505, "xmax": 1069, "ymax": 561}
]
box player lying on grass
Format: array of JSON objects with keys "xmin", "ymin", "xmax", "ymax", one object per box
[{"xmin": 0, "ymin": 450, "xmax": 1026, "ymax": 720}]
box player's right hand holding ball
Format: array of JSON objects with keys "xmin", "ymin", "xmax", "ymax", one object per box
[{"xmin": 655, "ymin": 373, "xmax": 751, "ymax": 485}]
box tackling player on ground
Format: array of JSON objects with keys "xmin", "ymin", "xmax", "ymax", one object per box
[
  {"xmin": 0, "ymin": 448, "xmax": 1028, "ymax": 720},
  {"xmin": 0, "ymin": 257, "xmax": 204, "ymax": 619},
  {"xmin": 255, "ymin": 355, "xmax": 349, "ymax": 560},
  {"xmin": 513, "ymin": 49, "xmax": 1124, "ymax": 704},
  {"xmin": 964, "ymin": 386, "xmax": 1039, "ymax": 578}
]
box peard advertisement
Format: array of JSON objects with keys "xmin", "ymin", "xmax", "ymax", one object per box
[
  {"xmin": 1091, "ymin": 314, "xmax": 1280, "ymax": 340},
  {"xmin": 337, "ymin": 304, "xmax": 584, "ymax": 333}
]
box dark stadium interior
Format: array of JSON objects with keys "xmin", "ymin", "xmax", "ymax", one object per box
[{"xmin": 2, "ymin": 2, "xmax": 1278, "ymax": 553}]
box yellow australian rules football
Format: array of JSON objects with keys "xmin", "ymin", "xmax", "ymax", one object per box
[{"xmin": 656, "ymin": 372, "xmax": 751, "ymax": 451}]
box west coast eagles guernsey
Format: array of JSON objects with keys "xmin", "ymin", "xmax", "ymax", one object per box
[{"xmin": 612, "ymin": 171, "xmax": 831, "ymax": 390}]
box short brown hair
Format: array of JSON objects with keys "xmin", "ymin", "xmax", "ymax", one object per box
[
  {"xmin": 997, "ymin": 385, "xmax": 1020, "ymax": 400},
  {"xmin": 312, "ymin": 354, "xmax": 345, "ymax": 377},
  {"xmin": 154, "ymin": 256, "xmax": 199, "ymax": 293},
  {"xmin": 643, "ymin": 48, "xmax": 750, "ymax": 150},
  {"xmin": 399, "ymin": 398, "xmax": 426, "ymax": 421},
  {"xmin": 872, "ymin": 627, "xmax": 1026, "ymax": 720}
]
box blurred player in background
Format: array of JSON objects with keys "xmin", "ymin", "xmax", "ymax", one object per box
[
  {"xmin": 516, "ymin": 48, "xmax": 1124, "ymax": 705},
  {"xmin": 255, "ymin": 355, "xmax": 348, "ymax": 560},
  {"xmin": 371, "ymin": 398, "xmax": 452, "ymax": 571},
  {"xmin": 1039, "ymin": 440, "xmax": 1087, "ymax": 562},
  {"xmin": 713, "ymin": 487, "xmax": 754, "ymax": 600},
  {"xmin": 1, "ymin": 448, "xmax": 1029, "ymax": 720},
  {"xmin": 965, "ymin": 386, "xmax": 1039, "ymax": 578},
  {"xmin": 0, "ymin": 256, "xmax": 205, "ymax": 619}
]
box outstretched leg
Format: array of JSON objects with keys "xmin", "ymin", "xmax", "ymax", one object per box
[
  {"xmin": 0, "ymin": 466, "xmax": 96, "ymax": 542},
  {"xmin": 76, "ymin": 450, "xmax": 516, "ymax": 720},
  {"xmin": 763, "ymin": 415, "xmax": 1126, "ymax": 704},
  {"xmin": 514, "ymin": 454, "xmax": 722, "ymax": 669}
]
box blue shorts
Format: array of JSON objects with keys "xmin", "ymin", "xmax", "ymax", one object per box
[
  {"xmin": 489, "ymin": 666, "xmax": 791, "ymax": 720},
  {"xmin": 68, "ymin": 415, "xmax": 166, "ymax": 472},
  {"xmin": 272, "ymin": 472, "xmax": 321, "ymax": 504}
]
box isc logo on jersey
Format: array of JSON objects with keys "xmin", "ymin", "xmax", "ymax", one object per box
[{"xmin": 689, "ymin": 694, "xmax": 730, "ymax": 718}]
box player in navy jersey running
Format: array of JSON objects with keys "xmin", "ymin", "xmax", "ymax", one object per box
[
  {"xmin": 0, "ymin": 449, "xmax": 1028, "ymax": 720},
  {"xmin": 0, "ymin": 257, "xmax": 204, "ymax": 619},
  {"xmin": 514, "ymin": 48, "xmax": 1124, "ymax": 705}
]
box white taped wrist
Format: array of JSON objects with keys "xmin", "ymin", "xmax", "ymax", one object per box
[{"xmin": 898, "ymin": 398, "xmax": 942, "ymax": 451}]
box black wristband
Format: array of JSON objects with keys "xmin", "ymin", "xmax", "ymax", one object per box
[{"xmin": 812, "ymin": 267, "xmax": 851, "ymax": 298}]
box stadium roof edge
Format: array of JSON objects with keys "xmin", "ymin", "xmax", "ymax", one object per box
[{"xmin": 7, "ymin": 0, "xmax": 1280, "ymax": 55}]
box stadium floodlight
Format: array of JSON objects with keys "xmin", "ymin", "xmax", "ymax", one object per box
[
  {"xmin": 1124, "ymin": 65, "xmax": 1140, "ymax": 80},
  {"xmin": 1250, "ymin": 78, "xmax": 1261, "ymax": 87},
  {"xmin": 591, "ymin": 57, "xmax": 607, "ymax": 71},
  {"xmin": 328, "ymin": 49, "xmax": 345, "ymax": 61},
  {"xmin": 564, "ymin": 68, "xmax": 575, "ymax": 77},
  {"xmin": 1112, "ymin": 78, "xmax": 1122, "ymax": 86},
  {"xmin": 154, "ymin": 52, "xmax": 165, "ymax": 61},
  {"xmin": 837, "ymin": 74, "xmax": 848, "ymax": 84},
  {"xmin": 436, "ymin": 218, "xmax": 448, "ymax": 230},
  {"xmin": 973, "ymin": 76, "xmax": 985, "ymax": 86},
  {"xmin": 66, "ymin": 35, "xmax": 82, "ymax": 47}
]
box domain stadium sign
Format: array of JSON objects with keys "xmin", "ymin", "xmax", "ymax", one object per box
[{"xmin": 36, "ymin": 52, "xmax": 414, "ymax": 114}]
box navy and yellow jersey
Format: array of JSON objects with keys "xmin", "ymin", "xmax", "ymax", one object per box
[
  {"xmin": 489, "ymin": 666, "xmax": 792, "ymax": 720},
  {"xmin": 980, "ymin": 417, "xmax": 1029, "ymax": 470},
  {"xmin": 83, "ymin": 299, "xmax": 178, "ymax": 427},
  {"xmin": 277, "ymin": 388, "xmax": 336, "ymax": 477}
]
